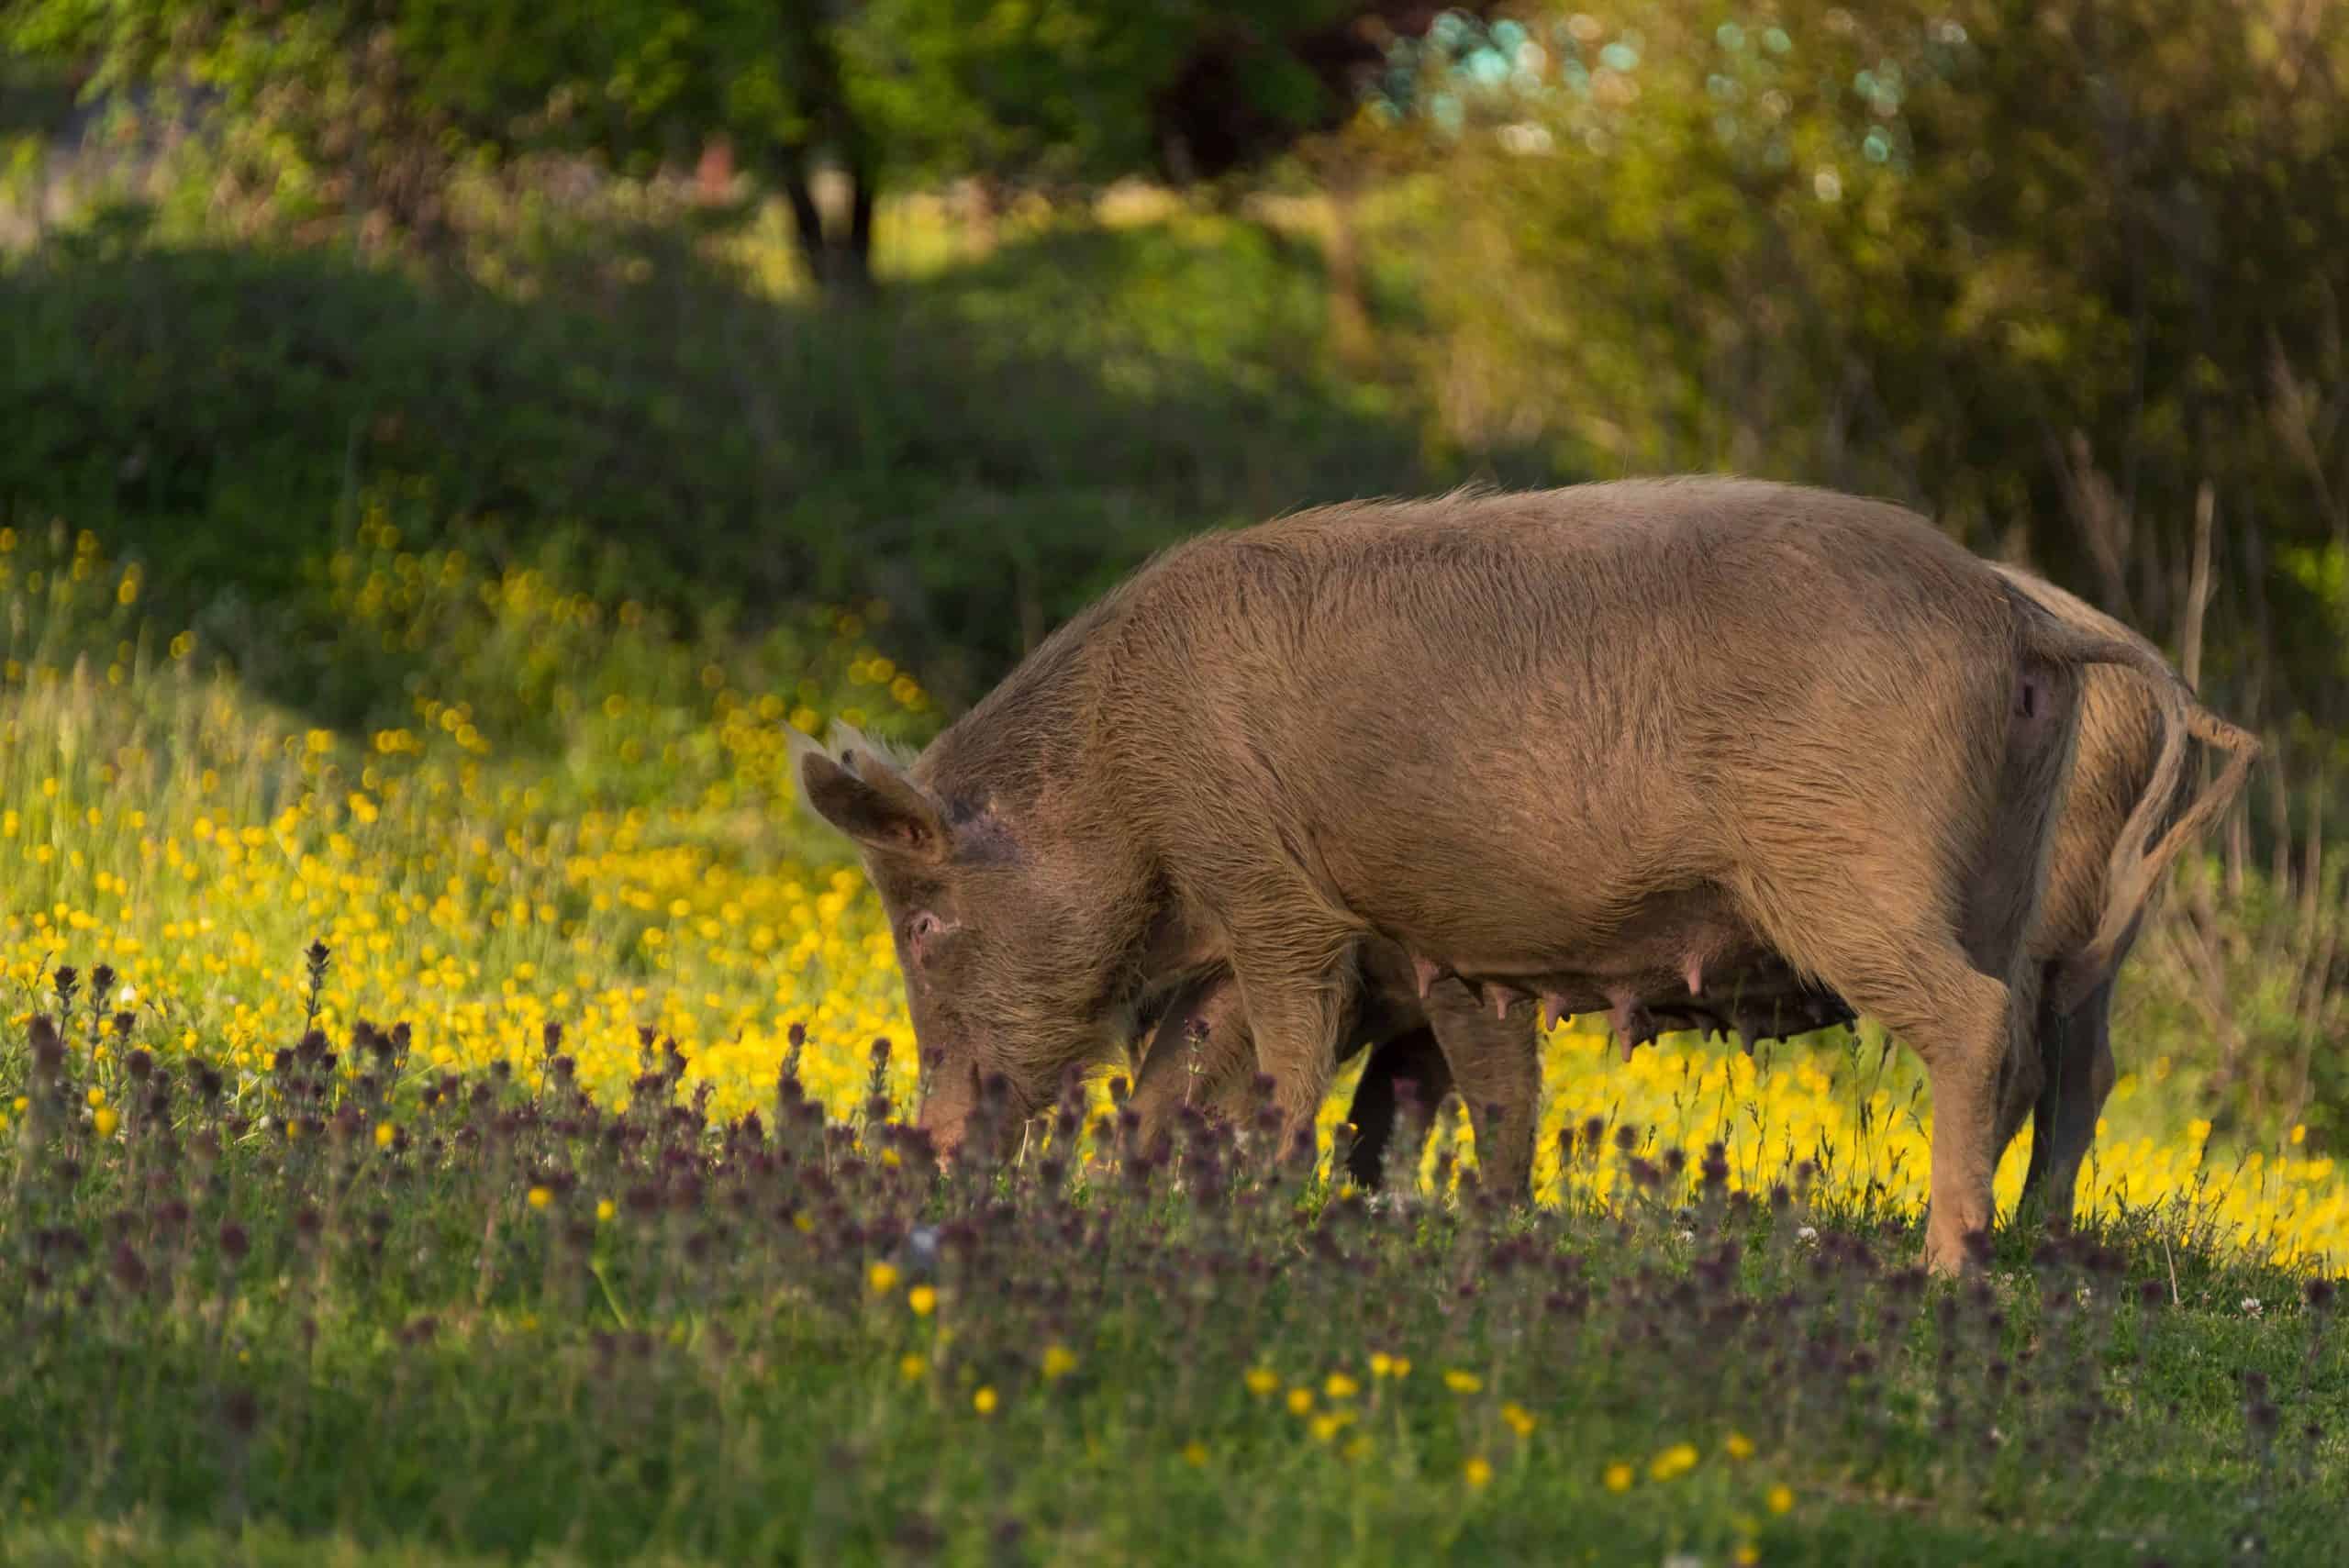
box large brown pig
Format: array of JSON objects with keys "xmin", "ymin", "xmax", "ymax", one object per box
[
  {"xmin": 1124, "ymin": 562, "xmax": 2258, "ymax": 1226},
  {"xmin": 790, "ymin": 478, "xmax": 2193, "ymax": 1274}
]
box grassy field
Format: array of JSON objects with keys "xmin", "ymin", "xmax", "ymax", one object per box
[{"xmin": 0, "ymin": 511, "xmax": 2344, "ymax": 1565}]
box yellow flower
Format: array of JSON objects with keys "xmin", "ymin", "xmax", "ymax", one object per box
[
  {"xmin": 1603, "ymin": 1462, "xmax": 1634, "ymax": 1494},
  {"xmin": 907, "ymin": 1285, "xmax": 938, "ymax": 1317},
  {"xmin": 373, "ymin": 1122, "xmax": 395, "ymax": 1149},
  {"xmin": 1286, "ymin": 1387, "xmax": 1315, "ymax": 1417},
  {"xmin": 1734, "ymin": 1544, "xmax": 1760, "ymax": 1566},
  {"xmin": 1244, "ymin": 1367, "xmax": 1280, "ymax": 1397},
  {"xmin": 526, "ymin": 1185, "xmax": 552, "ymax": 1210},
  {"xmin": 1649, "ymin": 1441, "xmax": 1700, "ymax": 1482},
  {"xmin": 1182, "ymin": 1441, "xmax": 1208, "ymax": 1468},
  {"xmin": 973, "ymin": 1386, "xmax": 998, "ymax": 1416},
  {"xmin": 2292, "ymin": 1124, "xmax": 2308, "ymax": 1146},
  {"xmin": 1464, "ymin": 1456, "xmax": 1494, "ymax": 1489},
  {"xmin": 93, "ymin": 1107, "xmax": 120, "ymax": 1139},
  {"xmin": 87, "ymin": 1086, "xmax": 106, "ymax": 1108},
  {"xmin": 596, "ymin": 1199, "xmax": 617, "ymax": 1223},
  {"xmin": 1501, "ymin": 1402, "xmax": 1537, "ymax": 1439},
  {"xmin": 1309, "ymin": 1414, "xmax": 1344, "ymax": 1443},
  {"xmin": 1443, "ymin": 1369, "xmax": 1483, "ymax": 1395},
  {"xmin": 898, "ymin": 1353, "xmax": 926, "ymax": 1383},
  {"xmin": 1368, "ymin": 1351, "xmax": 1395, "ymax": 1378},
  {"xmin": 1041, "ymin": 1343, "xmax": 1077, "ymax": 1380},
  {"xmin": 1324, "ymin": 1373, "xmax": 1360, "ymax": 1400},
  {"xmin": 1726, "ymin": 1430, "xmax": 1756, "ymax": 1462},
  {"xmin": 867, "ymin": 1262, "xmax": 900, "ymax": 1295},
  {"xmin": 1766, "ymin": 1484, "xmax": 1796, "ymax": 1516}
]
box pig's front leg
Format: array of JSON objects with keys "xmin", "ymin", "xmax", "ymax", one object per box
[
  {"xmin": 1230, "ymin": 949, "xmax": 1351, "ymax": 1169},
  {"xmin": 1127, "ymin": 973, "xmax": 1260, "ymax": 1144}
]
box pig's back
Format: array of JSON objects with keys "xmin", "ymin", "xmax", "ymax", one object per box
[{"xmin": 1095, "ymin": 478, "xmax": 2024, "ymax": 929}]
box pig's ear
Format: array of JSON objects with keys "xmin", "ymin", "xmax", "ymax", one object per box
[
  {"xmin": 789, "ymin": 725, "xmax": 944, "ymax": 860},
  {"xmin": 829, "ymin": 719, "xmax": 916, "ymax": 777}
]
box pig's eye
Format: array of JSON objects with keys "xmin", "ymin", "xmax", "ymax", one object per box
[{"xmin": 905, "ymin": 911, "xmax": 952, "ymax": 965}]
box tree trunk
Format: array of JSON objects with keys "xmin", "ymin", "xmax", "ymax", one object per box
[
  {"xmin": 776, "ymin": 0, "xmax": 876, "ymax": 300},
  {"xmin": 779, "ymin": 163, "xmax": 832, "ymax": 288},
  {"xmin": 777, "ymin": 161, "xmax": 871, "ymax": 296},
  {"xmin": 844, "ymin": 167, "xmax": 875, "ymax": 295}
]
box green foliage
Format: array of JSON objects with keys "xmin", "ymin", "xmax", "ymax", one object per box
[
  {"xmin": 0, "ymin": 200, "xmax": 1450, "ymax": 714},
  {"xmin": 855, "ymin": 0, "xmax": 1360, "ymax": 185},
  {"xmin": 1362, "ymin": 1, "xmax": 2349, "ymax": 737},
  {"xmin": 1, "ymin": 0, "xmax": 1379, "ymax": 273}
]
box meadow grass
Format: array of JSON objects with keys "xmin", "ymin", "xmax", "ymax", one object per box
[{"xmin": 2, "ymin": 514, "xmax": 2345, "ymax": 1564}]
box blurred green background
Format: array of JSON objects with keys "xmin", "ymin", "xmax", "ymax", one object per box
[{"xmin": 2, "ymin": 0, "xmax": 2343, "ymax": 1141}]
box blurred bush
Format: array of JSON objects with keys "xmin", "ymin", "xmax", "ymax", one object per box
[
  {"xmin": 0, "ymin": 198, "xmax": 1453, "ymax": 711},
  {"xmin": 1356, "ymin": 1, "xmax": 2349, "ymax": 746}
]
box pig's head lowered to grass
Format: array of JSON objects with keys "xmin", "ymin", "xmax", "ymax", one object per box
[{"xmin": 787, "ymin": 717, "xmax": 1156, "ymax": 1161}]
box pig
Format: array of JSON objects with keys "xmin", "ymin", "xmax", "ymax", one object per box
[
  {"xmin": 789, "ymin": 477, "xmax": 2196, "ymax": 1275},
  {"xmin": 1122, "ymin": 562, "xmax": 2259, "ymax": 1226}
]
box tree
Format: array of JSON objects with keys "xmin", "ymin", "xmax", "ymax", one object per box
[
  {"xmin": 1360, "ymin": 1, "xmax": 2349, "ymax": 735},
  {"xmin": 1, "ymin": 0, "xmax": 1426, "ymax": 292}
]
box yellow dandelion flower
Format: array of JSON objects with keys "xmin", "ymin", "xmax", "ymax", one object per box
[
  {"xmin": 1244, "ymin": 1367, "xmax": 1280, "ymax": 1397},
  {"xmin": 907, "ymin": 1285, "xmax": 938, "ymax": 1317},
  {"xmin": 1501, "ymin": 1402, "xmax": 1537, "ymax": 1439},
  {"xmin": 596, "ymin": 1199, "xmax": 617, "ymax": 1223},
  {"xmin": 526, "ymin": 1185, "xmax": 552, "ymax": 1210},
  {"xmin": 899, "ymin": 1354, "xmax": 926, "ymax": 1384},
  {"xmin": 1286, "ymin": 1387, "xmax": 1315, "ymax": 1417},
  {"xmin": 1324, "ymin": 1373, "xmax": 1360, "ymax": 1400},
  {"xmin": 374, "ymin": 1123, "xmax": 395, "ymax": 1149},
  {"xmin": 1726, "ymin": 1430, "xmax": 1756, "ymax": 1461},
  {"xmin": 867, "ymin": 1262, "xmax": 900, "ymax": 1295},
  {"xmin": 1603, "ymin": 1462, "xmax": 1634, "ymax": 1494},
  {"xmin": 93, "ymin": 1107, "xmax": 120, "ymax": 1139},
  {"xmin": 1766, "ymin": 1484, "xmax": 1796, "ymax": 1516},
  {"xmin": 973, "ymin": 1386, "xmax": 998, "ymax": 1416},
  {"xmin": 1309, "ymin": 1414, "xmax": 1344, "ymax": 1443},
  {"xmin": 1182, "ymin": 1441, "xmax": 1208, "ymax": 1468},
  {"xmin": 1041, "ymin": 1344, "xmax": 1077, "ymax": 1380},
  {"xmin": 1443, "ymin": 1369, "xmax": 1483, "ymax": 1394},
  {"xmin": 1649, "ymin": 1442, "xmax": 1699, "ymax": 1482},
  {"xmin": 1464, "ymin": 1456, "xmax": 1494, "ymax": 1489},
  {"xmin": 1734, "ymin": 1543, "xmax": 1760, "ymax": 1566}
]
